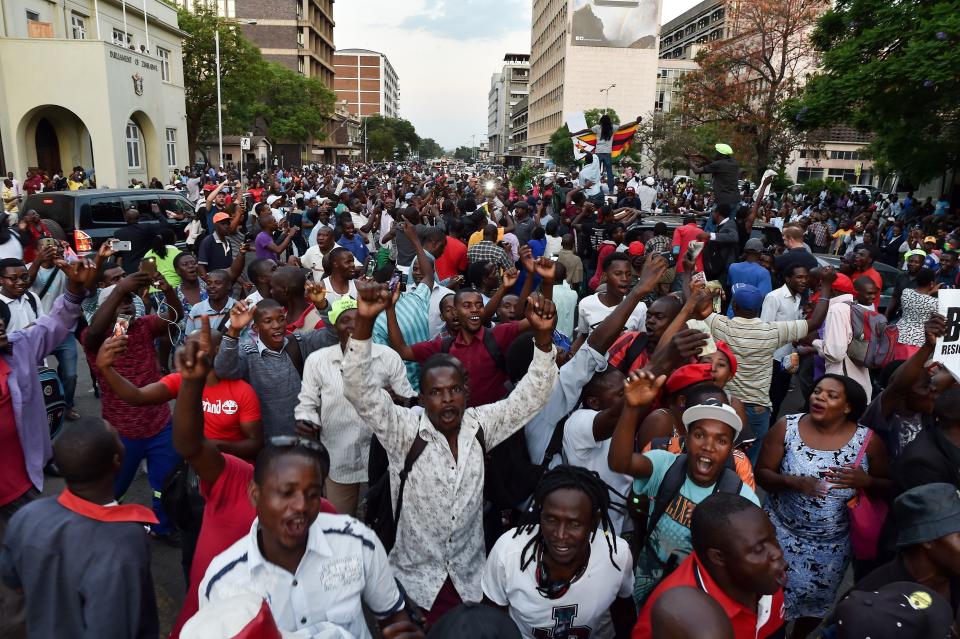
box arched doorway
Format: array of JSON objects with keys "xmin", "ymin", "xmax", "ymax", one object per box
[{"xmin": 35, "ymin": 118, "xmax": 61, "ymax": 174}]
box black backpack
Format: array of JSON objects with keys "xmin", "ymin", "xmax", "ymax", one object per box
[{"xmin": 0, "ymin": 291, "xmax": 39, "ymax": 328}]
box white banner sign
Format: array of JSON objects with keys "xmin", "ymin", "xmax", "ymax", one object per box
[
  {"xmin": 565, "ymin": 112, "xmax": 591, "ymax": 160},
  {"xmin": 240, "ymin": 137, "xmax": 251, "ymax": 150},
  {"xmin": 936, "ymin": 289, "xmax": 960, "ymax": 382}
]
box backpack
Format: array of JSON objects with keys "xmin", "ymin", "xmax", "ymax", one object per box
[
  {"xmin": 0, "ymin": 291, "xmax": 39, "ymax": 328},
  {"xmin": 440, "ymin": 330, "xmax": 504, "ymax": 370},
  {"xmin": 630, "ymin": 454, "xmax": 743, "ymax": 605},
  {"xmin": 846, "ymin": 302, "xmax": 897, "ymax": 369},
  {"xmin": 365, "ymin": 428, "xmax": 486, "ymax": 553},
  {"xmin": 608, "ymin": 332, "xmax": 649, "ymax": 375}
]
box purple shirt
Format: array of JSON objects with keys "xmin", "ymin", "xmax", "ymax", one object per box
[
  {"xmin": 254, "ymin": 231, "xmax": 276, "ymax": 261},
  {"xmin": 4, "ymin": 291, "xmax": 84, "ymax": 492}
]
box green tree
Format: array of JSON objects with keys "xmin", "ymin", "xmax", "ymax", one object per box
[
  {"xmin": 547, "ymin": 126, "xmax": 574, "ymax": 169},
  {"xmin": 453, "ymin": 146, "xmax": 474, "ymax": 161},
  {"xmin": 254, "ymin": 64, "xmax": 335, "ymax": 144},
  {"xmin": 584, "ymin": 108, "xmax": 620, "ymax": 127},
  {"xmin": 419, "ymin": 138, "xmax": 444, "ymax": 159},
  {"xmin": 635, "ymin": 112, "xmax": 690, "ymax": 176},
  {"xmin": 363, "ymin": 115, "xmax": 421, "ymax": 161},
  {"xmin": 178, "ymin": 2, "xmax": 265, "ymax": 162},
  {"xmin": 790, "ymin": 0, "xmax": 960, "ymax": 182}
]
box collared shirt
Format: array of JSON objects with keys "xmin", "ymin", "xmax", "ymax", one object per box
[
  {"xmin": 197, "ymin": 232, "xmax": 233, "ymax": 271},
  {"xmin": 760, "ymin": 285, "xmax": 803, "ymax": 362},
  {"xmin": 634, "ymin": 552, "xmax": 784, "ymax": 639},
  {"xmin": 199, "ymin": 514, "xmax": 404, "ymax": 639},
  {"xmin": 341, "ymin": 337, "xmax": 558, "ymax": 609},
  {"xmin": 295, "ymin": 343, "xmax": 413, "ymax": 483},
  {"xmin": 185, "ymin": 297, "xmax": 236, "ymax": 336},
  {"xmin": 3, "ymin": 292, "xmax": 84, "ymax": 494},
  {"xmin": 0, "ymin": 292, "xmax": 40, "ymax": 333},
  {"xmin": 466, "ymin": 240, "xmax": 513, "ymax": 271},
  {"xmin": 703, "ymin": 313, "xmax": 807, "ymax": 407},
  {"xmin": 374, "ymin": 283, "xmax": 431, "ymax": 390},
  {"xmin": 552, "ymin": 282, "xmax": 578, "ymax": 339}
]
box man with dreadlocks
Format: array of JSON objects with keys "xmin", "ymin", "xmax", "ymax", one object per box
[{"xmin": 481, "ymin": 465, "xmax": 636, "ymax": 639}]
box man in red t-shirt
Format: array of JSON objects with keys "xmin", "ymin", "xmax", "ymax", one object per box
[
  {"xmin": 167, "ymin": 318, "xmax": 336, "ymax": 639},
  {"xmin": 434, "ymin": 220, "xmax": 468, "ymax": 283},
  {"xmin": 95, "ymin": 329, "xmax": 263, "ymax": 461},
  {"xmin": 83, "ymin": 270, "xmax": 185, "ymax": 538},
  {"xmin": 635, "ymin": 494, "xmax": 786, "ymax": 639},
  {"xmin": 672, "ymin": 214, "xmax": 704, "ymax": 274},
  {"xmin": 852, "ymin": 246, "xmax": 883, "ymax": 308}
]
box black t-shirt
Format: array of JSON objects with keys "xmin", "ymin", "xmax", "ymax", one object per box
[
  {"xmin": 895, "ymin": 426, "xmax": 960, "ymax": 494},
  {"xmin": 773, "ymin": 247, "xmax": 818, "ymax": 278},
  {"xmin": 854, "ymin": 556, "xmax": 960, "ymax": 614},
  {"xmin": 114, "ymin": 223, "xmax": 160, "ymax": 274},
  {"xmin": 702, "ymin": 157, "xmax": 741, "ymax": 207}
]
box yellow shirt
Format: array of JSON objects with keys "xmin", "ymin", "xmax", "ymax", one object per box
[
  {"xmin": 66, "ymin": 179, "xmax": 84, "ymax": 191},
  {"xmin": 468, "ymin": 227, "xmax": 505, "ymax": 247}
]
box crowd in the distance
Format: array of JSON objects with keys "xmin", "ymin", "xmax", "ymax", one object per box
[{"xmin": 0, "ymin": 145, "xmax": 959, "ymax": 639}]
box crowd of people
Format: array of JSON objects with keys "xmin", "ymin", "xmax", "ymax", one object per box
[{"xmin": 0, "ymin": 147, "xmax": 958, "ymax": 639}]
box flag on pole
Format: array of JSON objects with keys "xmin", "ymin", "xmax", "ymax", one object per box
[{"xmin": 573, "ymin": 121, "xmax": 640, "ymax": 158}]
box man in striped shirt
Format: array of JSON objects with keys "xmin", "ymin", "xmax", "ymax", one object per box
[{"xmin": 691, "ymin": 269, "xmax": 836, "ymax": 463}]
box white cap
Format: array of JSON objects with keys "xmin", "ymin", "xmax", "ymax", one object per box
[
  {"xmin": 644, "ymin": 176, "xmax": 655, "ymax": 186},
  {"xmin": 266, "ymin": 195, "xmax": 279, "ymax": 206},
  {"xmin": 681, "ymin": 399, "xmax": 743, "ymax": 436}
]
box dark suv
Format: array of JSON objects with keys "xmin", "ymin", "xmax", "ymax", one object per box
[{"xmin": 19, "ymin": 189, "xmax": 193, "ymax": 252}]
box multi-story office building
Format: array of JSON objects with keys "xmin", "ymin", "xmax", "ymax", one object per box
[
  {"xmin": 527, "ymin": 0, "xmax": 662, "ymax": 159},
  {"xmin": 0, "ymin": 0, "xmax": 188, "ymax": 186},
  {"xmin": 658, "ymin": 0, "xmax": 728, "ymax": 60},
  {"xmin": 509, "ymin": 97, "xmax": 529, "ymax": 166},
  {"xmin": 788, "ymin": 127, "xmax": 875, "ymax": 185},
  {"xmin": 654, "ymin": 58, "xmax": 698, "ymax": 113},
  {"xmin": 487, "ymin": 53, "xmax": 530, "ymax": 162},
  {"xmin": 333, "ymin": 48, "xmax": 399, "ymax": 118},
  {"xmin": 177, "ymin": 0, "xmax": 336, "ymax": 86}
]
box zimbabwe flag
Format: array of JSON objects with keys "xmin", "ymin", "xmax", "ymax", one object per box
[{"xmin": 573, "ymin": 121, "xmax": 640, "ymax": 158}]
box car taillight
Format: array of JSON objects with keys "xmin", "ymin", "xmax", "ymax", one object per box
[
  {"xmin": 42, "ymin": 199, "xmax": 54, "ymax": 205},
  {"xmin": 74, "ymin": 230, "xmax": 92, "ymax": 253}
]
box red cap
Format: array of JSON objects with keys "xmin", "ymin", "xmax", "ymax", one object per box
[
  {"xmin": 626, "ymin": 187, "xmax": 636, "ymax": 194},
  {"xmin": 832, "ymin": 273, "xmax": 855, "ymax": 296},
  {"xmin": 212, "ymin": 212, "xmax": 230, "ymax": 223},
  {"xmin": 714, "ymin": 340, "xmax": 737, "ymax": 378},
  {"xmin": 665, "ymin": 363, "xmax": 715, "ymax": 395},
  {"xmin": 628, "ymin": 241, "xmax": 646, "ymax": 257}
]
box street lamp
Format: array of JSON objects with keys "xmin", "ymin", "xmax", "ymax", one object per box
[
  {"xmin": 600, "ymin": 83, "xmax": 616, "ymax": 113},
  {"xmin": 215, "ymin": 19, "xmax": 257, "ymax": 169}
]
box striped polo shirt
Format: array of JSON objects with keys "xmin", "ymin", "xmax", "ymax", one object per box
[
  {"xmin": 702, "ymin": 313, "xmax": 807, "ymax": 407},
  {"xmin": 373, "ymin": 282, "xmax": 431, "ymax": 391}
]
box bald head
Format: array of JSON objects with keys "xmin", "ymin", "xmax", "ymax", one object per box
[
  {"xmin": 53, "ymin": 418, "xmax": 123, "ymax": 485},
  {"xmin": 651, "ymin": 587, "xmax": 733, "ymax": 639},
  {"xmin": 483, "ymin": 224, "xmax": 498, "ymax": 242}
]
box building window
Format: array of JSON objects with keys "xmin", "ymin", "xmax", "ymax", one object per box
[
  {"xmin": 165, "ymin": 129, "xmax": 177, "ymax": 167},
  {"xmin": 796, "ymin": 168, "xmax": 824, "ymax": 183},
  {"xmin": 297, "ymin": 29, "xmax": 304, "ymax": 48},
  {"xmin": 70, "ymin": 13, "xmax": 86, "ymax": 39},
  {"xmin": 26, "ymin": 10, "xmax": 40, "ymax": 21},
  {"xmin": 112, "ymin": 28, "xmax": 131, "ymax": 47},
  {"xmin": 298, "ymin": 57, "xmax": 305, "ymax": 74},
  {"xmin": 827, "ymin": 169, "xmax": 858, "ymax": 182},
  {"xmin": 126, "ymin": 121, "xmax": 142, "ymax": 170},
  {"xmin": 157, "ymin": 47, "xmax": 171, "ymax": 81}
]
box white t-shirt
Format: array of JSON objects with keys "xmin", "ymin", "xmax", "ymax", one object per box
[
  {"xmin": 562, "ymin": 409, "xmax": 633, "ymax": 534},
  {"xmin": 322, "ymin": 277, "xmax": 358, "ymax": 304},
  {"xmin": 482, "ymin": 527, "xmax": 633, "ymax": 639},
  {"xmin": 576, "ymin": 294, "xmax": 646, "ymax": 337}
]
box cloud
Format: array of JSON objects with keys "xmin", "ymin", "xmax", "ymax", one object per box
[{"xmin": 398, "ymin": 0, "xmax": 529, "ymax": 41}]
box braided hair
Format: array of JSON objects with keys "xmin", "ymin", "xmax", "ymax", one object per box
[{"xmin": 514, "ymin": 464, "xmax": 621, "ymax": 572}]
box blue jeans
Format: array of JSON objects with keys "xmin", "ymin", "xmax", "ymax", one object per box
[
  {"xmin": 49, "ymin": 336, "xmax": 78, "ymax": 409},
  {"xmin": 598, "ymin": 153, "xmax": 614, "ymax": 193},
  {"xmin": 744, "ymin": 403, "xmax": 771, "ymax": 466},
  {"xmin": 114, "ymin": 422, "xmax": 180, "ymax": 535}
]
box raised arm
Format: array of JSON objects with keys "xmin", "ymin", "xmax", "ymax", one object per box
[
  {"xmin": 803, "ymin": 267, "xmax": 836, "ymax": 335},
  {"xmin": 84, "ymin": 271, "xmax": 152, "ymax": 352},
  {"xmin": 881, "ymin": 314, "xmax": 945, "ymax": 417},
  {"xmin": 214, "ymin": 300, "xmax": 255, "ymax": 380},
  {"xmin": 608, "ymin": 370, "xmax": 665, "ymax": 476},
  {"xmin": 479, "ymin": 267, "xmax": 520, "ymax": 326},
  {"xmin": 403, "ymin": 222, "xmax": 434, "ymax": 290},
  {"xmin": 172, "ymin": 316, "xmax": 226, "ymax": 485},
  {"xmin": 95, "ymin": 336, "xmax": 173, "ymax": 405},
  {"xmin": 589, "ymin": 255, "xmax": 668, "ymax": 353}
]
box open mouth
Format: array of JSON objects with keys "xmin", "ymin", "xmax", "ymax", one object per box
[
  {"xmin": 694, "ymin": 455, "xmax": 714, "ymax": 475},
  {"xmin": 283, "ymin": 514, "xmax": 308, "ymax": 538}
]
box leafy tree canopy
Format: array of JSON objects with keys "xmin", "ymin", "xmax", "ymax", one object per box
[
  {"xmin": 790, "ymin": 0, "xmax": 960, "ymax": 182},
  {"xmin": 364, "ymin": 115, "xmax": 421, "ymax": 161}
]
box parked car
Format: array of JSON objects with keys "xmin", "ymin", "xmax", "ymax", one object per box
[
  {"xmin": 814, "ymin": 253, "xmax": 898, "ymax": 312},
  {"xmin": 19, "ymin": 189, "xmax": 193, "ymax": 254},
  {"xmin": 627, "ymin": 215, "xmax": 784, "ymax": 248}
]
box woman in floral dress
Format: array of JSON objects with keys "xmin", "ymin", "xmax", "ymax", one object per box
[
  {"xmin": 756, "ymin": 374, "xmax": 891, "ymax": 639},
  {"xmin": 894, "ymin": 267, "xmax": 939, "ymax": 360}
]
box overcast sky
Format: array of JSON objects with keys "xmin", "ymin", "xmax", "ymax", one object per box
[{"xmin": 333, "ymin": 0, "xmax": 700, "ymax": 149}]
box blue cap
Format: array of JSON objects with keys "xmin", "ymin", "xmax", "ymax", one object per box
[{"xmin": 731, "ymin": 283, "xmax": 764, "ymax": 311}]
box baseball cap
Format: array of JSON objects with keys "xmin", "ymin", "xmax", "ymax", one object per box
[
  {"xmin": 328, "ymin": 295, "xmax": 357, "ymax": 326},
  {"xmin": 924, "ymin": 235, "xmax": 937, "ymax": 244},
  {"xmin": 212, "ymin": 212, "xmax": 230, "ymax": 223},
  {"xmin": 681, "ymin": 398, "xmax": 743, "ymax": 436},
  {"xmin": 894, "ymin": 483, "xmax": 960, "ymax": 547},
  {"xmin": 404, "ymin": 192, "xmax": 414, "ymax": 201},
  {"xmin": 266, "ymin": 194, "xmax": 279, "ymax": 206},
  {"xmin": 665, "ymin": 363, "xmax": 714, "ymax": 395},
  {"xmin": 827, "ymin": 582, "xmax": 953, "ymax": 639},
  {"xmin": 831, "ymin": 273, "xmax": 856, "ymax": 296},
  {"xmin": 628, "ymin": 241, "xmax": 646, "ymax": 257},
  {"xmin": 644, "ymin": 176, "xmax": 656, "ymax": 186},
  {"xmin": 514, "ymin": 200, "xmax": 529, "ymax": 209},
  {"xmin": 731, "ymin": 283, "xmax": 763, "ymax": 311},
  {"xmin": 715, "ymin": 143, "xmax": 734, "ymax": 155},
  {"xmin": 625, "ymin": 187, "xmax": 636, "ymax": 194},
  {"xmin": 744, "ymin": 237, "xmax": 764, "ymax": 252}
]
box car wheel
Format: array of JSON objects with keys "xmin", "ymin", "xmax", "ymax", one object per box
[{"xmin": 42, "ymin": 218, "xmax": 67, "ymax": 242}]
